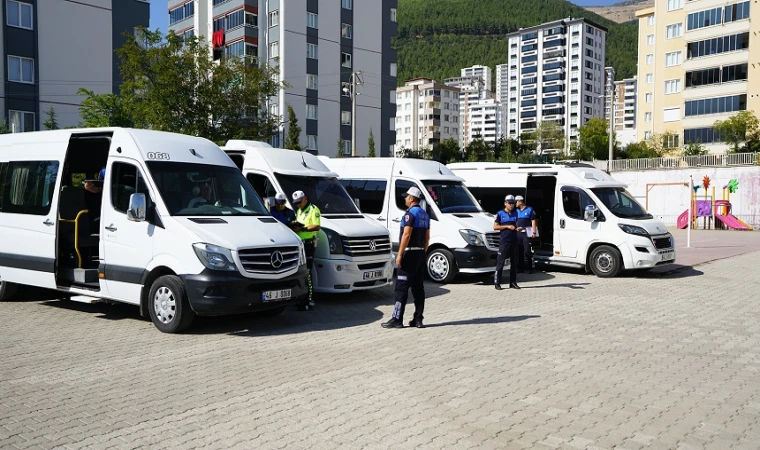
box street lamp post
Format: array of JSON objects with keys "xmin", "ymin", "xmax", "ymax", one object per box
[{"xmin": 605, "ymin": 67, "xmax": 616, "ymax": 171}]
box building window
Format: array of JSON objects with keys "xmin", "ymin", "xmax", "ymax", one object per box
[
  {"xmin": 307, "ymin": 74, "xmax": 318, "ymax": 90},
  {"xmin": 665, "ymin": 51, "xmax": 682, "ymax": 67},
  {"xmin": 390, "ymin": 90, "xmax": 396, "ymax": 103},
  {"xmin": 684, "ymin": 127, "xmax": 723, "ymax": 144},
  {"xmin": 666, "ymin": 23, "xmax": 683, "ymax": 39},
  {"xmin": 307, "ymin": 12, "xmax": 318, "ymax": 29},
  {"xmin": 687, "ymin": 33, "xmax": 749, "ymax": 59},
  {"xmin": 645, "ymin": 131, "xmax": 652, "ymax": 140},
  {"xmin": 307, "ymin": 43, "xmax": 318, "ymax": 60},
  {"xmin": 663, "ymin": 134, "xmax": 680, "ymax": 149},
  {"xmin": 342, "ymin": 0, "xmax": 352, "ymax": 9},
  {"xmin": 390, "ymin": 8, "xmax": 397, "ymax": 22},
  {"xmin": 647, "ymin": 34, "xmax": 654, "ymax": 45},
  {"xmin": 1, "ymin": 160, "xmax": 58, "ymax": 215},
  {"xmin": 269, "ymin": 103, "xmax": 279, "ymax": 118},
  {"xmin": 685, "ymin": 94, "xmax": 746, "ymax": 117},
  {"xmin": 644, "ymin": 112, "xmax": 652, "ymax": 122},
  {"xmin": 7, "ymin": 55, "xmax": 34, "ymax": 83},
  {"xmin": 724, "ymin": 1, "xmax": 751, "ymax": 23},
  {"xmin": 667, "ymin": 0, "xmax": 683, "ymax": 11},
  {"xmin": 646, "ymin": 54, "xmax": 654, "ymax": 65},
  {"xmin": 647, "ymin": 15, "xmax": 655, "ymax": 26},
  {"xmin": 390, "ymin": 63, "xmax": 397, "ymax": 77},
  {"xmin": 342, "ymin": 140, "xmax": 351, "ymax": 155},
  {"xmin": 306, "ymin": 135, "xmax": 317, "ymax": 151},
  {"xmin": 341, "ymin": 52, "xmax": 352, "ymax": 68},
  {"xmin": 645, "ymin": 93, "xmax": 653, "ymax": 103},
  {"xmin": 226, "ymin": 10, "xmax": 244, "ymax": 29},
  {"xmin": 665, "ymin": 79, "xmax": 682, "ymax": 94},
  {"xmin": 307, "ymin": 104, "xmax": 318, "ymax": 120},
  {"xmin": 342, "ymin": 23, "xmax": 353, "ymax": 39},
  {"xmin": 8, "ymin": 110, "xmax": 35, "ymax": 133},
  {"xmin": 269, "ymin": 42, "xmax": 279, "ymax": 59},
  {"xmin": 341, "ymin": 111, "xmax": 351, "ymax": 125},
  {"xmin": 687, "ymin": 6, "xmax": 724, "ymax": 31},
  {"xmin": 245, "ymin": 12, "xmax": 258, "ymax": 28},
  {"xmin": 646, "ymin": 73, "xmax": 653, "ymax": 84},
  {"xmin": 268, "ymin": 10, "xmax": 279, "ymax": 27},
  {"xmin": 169, "ymin": 2, "xmax": 194, "ymax": 25},
  {"xmin": 6, "ymin": 0, "xmax": 33, "ymax": 29}
]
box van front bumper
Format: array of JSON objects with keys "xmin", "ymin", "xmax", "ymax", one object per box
[
  {"xmin": 313, "ymin": 255, "xmax": 394, "ymax": 293},
  {"xmin": 623, "ymin": 234, "xmax": 676, "ymax": 269},
  {"xmin": 454, "ymin": 245, "xmax": 499, "ymax": 274},
  {"xmin": 181, "ymin": 265, "xmax": 309, "ymax": 316}
]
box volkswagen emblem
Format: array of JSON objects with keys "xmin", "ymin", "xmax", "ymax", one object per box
[
  {"xmin": 369, "ymin": 240, "xmax": 377, "ymax": 251},
  {"xmin": 270, "ymin": 251, "xmax": 283, "ymax": 268}
]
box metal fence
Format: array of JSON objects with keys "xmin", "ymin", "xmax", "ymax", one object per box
[{"xmin": 590, "ymin": 153, "xmax": 758, "ymax": 172}]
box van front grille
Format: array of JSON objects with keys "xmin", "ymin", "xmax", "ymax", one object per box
[
  {"xmin": 486, "ymin": 232, "xmax": 500, "ymax": 250},
  {"xmin": 652, "ymin": 236, "xmax": 672, "ymax": 250},
  {"xmin": 237, "ymin": 246, "xmax": 299, "ymax": 274},
  {"xmin": 342, "ymin": 236, "xmax": 391, "ymax": 257}
]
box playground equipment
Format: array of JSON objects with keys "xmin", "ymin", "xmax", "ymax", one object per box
[{"xmin": 677, "ymin": 177, "xmax": 752, "ymax": 230}]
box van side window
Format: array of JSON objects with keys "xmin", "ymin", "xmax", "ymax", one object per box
[
  {"xmin": 110, "ymin": 163, "xmax": 149, "ymax": 213},
  {"xmin": 246, "ymin": 173, "xmax": 278, "ymax": 199},
  {"xmin": 394, "ymin": 180, "xmax": 418, "ymax": 210},
  {"xmin": 562, "ymin": 188, "xmax": 599, "ymax": 221},
  {"xmin": 341, "ymin": 179, "xmax": 386, "ymax": 214},
  {"xmin": 1, "ymin": 161, "xmax": 59, "ymax": 215},
  {"xmin": 0, "ymin": 162, "xmax": 7, "ymax": 211}
]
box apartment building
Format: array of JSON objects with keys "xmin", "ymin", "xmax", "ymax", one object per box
[
  {"xmin": 168, "ymin": 0, "xmax": 398, "ymax": 157},
  {"xmin": 635, "ymin": 0, "xmax": 755, "ymax": 153},
  {"xmin": 604, "ymin": 68, "xmax": 638, "ymax": 146},
  {"xmin": 445, "ymin": 68, "xmax": 501, "ymax": 146},
  {"xmin": 394, "ymin": 78, "xmax": 460, "ymax": 154},
  {"xmin": 504, "ymin": 18, "xmax": 607, "ymax": 153},
  {"xmin": 1, "ymin": 0, "xmax": 149, "ymax": 132},
  {"xmin": 495, "ymin": 63, "xmax": 509, "ymax": 104}
]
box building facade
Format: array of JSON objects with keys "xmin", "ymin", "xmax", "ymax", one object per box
[
  {"xmin": 635, "ymin": 0, "xmax": 755, "ymax": 154},
  {"xmin": 445, "ymin": 67, "xmax": 501, "ymax": 147},
  {"xmin": 394, "ymin": 78, "xmax": 460, "ymax": 154},
  {"xmin": 504, "ymin": 18, "xmax": 608, "ymax": 153},
  {"xmin": 168, "ymin": 0, "xmax": 398, "ymax": 157},
  {"xmin": 2, "ymin": 0, "xmax": 149, "ymax": 132},
  {"xmin": 604, "ymin": 67, "xmax": 638, "ymax": 146}
]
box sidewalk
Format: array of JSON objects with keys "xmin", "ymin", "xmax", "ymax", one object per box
[{"xmin": 650, "ymin": 227, "xmax": 760, "ymax": 274}]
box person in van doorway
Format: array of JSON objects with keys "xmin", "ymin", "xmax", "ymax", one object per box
[
  {"xmin": 270, "ymin": 193, "xmax": 296, "ymax": 227},
  {"xmin": 292, "ymin": 190, "xmax": 321, "ymax": 311},
  {"xmin": 382, "ymin": 187, "xmax": 431, "ymax": 329},
  {"xmin": 515, "ymin": 195, "xmax": 537, "ymax": 274},
  {"xmin": 493, "ymin": 195, "xmax": 520, "ymax": 290},
  {"xmin": 83, "ymin": 167, "xmax": 105, "ymax": 231}
]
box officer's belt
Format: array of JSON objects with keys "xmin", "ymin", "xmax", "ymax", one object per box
[{"xmin": 404, "ymin": 247, "xmax": 425, "ymax": 251}]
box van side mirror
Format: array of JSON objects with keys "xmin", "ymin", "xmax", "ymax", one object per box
[
  {"xmin": 354, "ymin": 198, "xmax": 361, "ymax": 212},
  {"xmin": 584, "ymin": 205, "xmax": 597, "ymax": 222},
  {"xmin": 127, "ymin": 193, "xmax": 147, "ymax": 222}
]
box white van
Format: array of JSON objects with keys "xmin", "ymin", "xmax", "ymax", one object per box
[
  {"xmin": 448, "ymin": 162, "xmax": 676, "ymax": 277},
  {"xmin": 320, "ymin": 157, "xmax": 500, "ymax": 283},
  {"xmin": 0, "ymin": 128, "xmax": 309, "ymax": 333},
  {"xmin": 221, "ymin": 141, "xmax": 394, "ymax": 293}
]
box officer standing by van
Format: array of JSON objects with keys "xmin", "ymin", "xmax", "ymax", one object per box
[
  {"xmin": 270, "ymin": 193, "xmax": 296, "ymax": 227},
  {"xmin": 515, "ymin": 195, "xmax": 537, "ymax": 273},
  {"xmin": 493, "ymin": 195, "xmax": 520, "ymax": 290},
  {"xmin": 292, "ymin": 190, "xmax": 320, "ymax": 311},
  {"xmin": 382, "ymin": 186, "xmax": 431, "ymax": 329}
]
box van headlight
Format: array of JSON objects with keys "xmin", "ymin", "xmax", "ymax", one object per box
[
  {"xmin": 299, "ymin": 242, "xmax": 307, "ymax": 265},
  {"xmin": 323, "ymin": 228, "xmax": 344, "ymax": 254},
  {"xmin": 192, "ymin": 243, "xmax": 237, "ymax": 271},
  {"xmin": 459, "ymin": 229, "xmax": 486, "ymax": 246},
  {"xmin": 618, "ymin": 224, "xmax": 649, "ymax": 237}
]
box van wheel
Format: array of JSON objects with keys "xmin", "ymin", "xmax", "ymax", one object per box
[
  {"xmin": 148, "ymin": 275, "xmax": 195, "ymax": 333},
  {"xmin": 426, "ymin": 249, "xmax": 458, "ymax": 283},
  {"xmin": 0, "ymin": 280, "xmax": 18, "ymax": 302},
  {"xmin": 589, "ymin": 245, "xmax": 623, "ymax": 278}
]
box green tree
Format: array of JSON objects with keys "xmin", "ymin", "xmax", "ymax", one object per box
[
  {"xmin": 284, "ymin": 104, "xmax": 302, "ymax": 150},
  {"xmin": 464, "ymin": 135, "xmax": 491, "ymax": 162},
  {"xmin": 337, "ymin": 136, "xmax": 345, "ymax": 158},
  {"xmin": 578, "ymin": 118, "xmax": 617, "ymax": 160},
  {"xmin": 0, "ymin": 120, "xmax": 10, "ymax": 134},
  {"xmin": 713, "ymin": 110, "xmax": 760, "ymax": 153},
  {"xmin": 42, "ymin": 105, "xmax": 59, "ymax": 130},
  {"xmin": 367, "ymin": 128, "xmax": 376, "ymax": 157},
  {"xmin": 77, "ymin": 88, "xmax": 135, "ymax": 127},
  {"xmin": 429, "ymin": 137, "xmax": 461, "ymax": 164},
  {"xmin": 682, "ymin": 141, "xmax": 708, "ymax": 156},
  {"xmin": 620, "ymin": 141, "xmax": 658, "ymax": 159},
  {"xmin": 534, "ymin": 120, "xmax": 565, "ymax": 155}
]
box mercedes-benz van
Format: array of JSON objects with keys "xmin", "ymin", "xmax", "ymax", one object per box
[
  {"xmin": 0, "ymin": 128, "xmax": 308, "ymax": 333},
  {"xmin": 448, "ymin": 162, "xmax": 676, "ymax": 277},
  {"xmin": 222, "ymin": 141, "xmax": 394, "ymax": 293}
]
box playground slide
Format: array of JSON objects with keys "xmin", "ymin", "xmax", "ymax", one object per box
[
  {"xmin": 716, "ymin": 214, "xmax": 752, "ymax": 230},
  {"xmin": 677, "ymin": 210, "xmax": 689, "ymax": 229}
]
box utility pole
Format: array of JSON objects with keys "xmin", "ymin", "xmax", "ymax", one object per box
[
  {"xmin": 606, "ymin": 67, "xmax": 616, "ymax": 169},
  {"xmin": 343, "ymin": 71, "xmax": 363, "ymax": 157}
]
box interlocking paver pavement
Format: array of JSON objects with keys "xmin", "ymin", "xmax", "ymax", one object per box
[{"xmin": 1, "ymin": 251, "xmax": 760, "ymax": 449}]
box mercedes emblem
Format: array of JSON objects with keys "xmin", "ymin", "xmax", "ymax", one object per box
[{"xmin": 270, "ymin": 251, "xmax": 284, "ymax": 268}]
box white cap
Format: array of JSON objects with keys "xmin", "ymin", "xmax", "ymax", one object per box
[
  {"xmin": 405, "ymin": 186, "xmax": 423, "ymax": 199},
  {"xmin": 504, "ymin": 195, "xmax": 516, "ymax": 202},
  {"xmin": 275, "ymin": 193, "xmax": 287, "ymax": 203},
  {"xmin": 292, "ymin": 190, "xmax": 306, "ymax": 202},
  {"xmin": 515, "ymin": 195, "xmax": 524, "ymax": 201}
]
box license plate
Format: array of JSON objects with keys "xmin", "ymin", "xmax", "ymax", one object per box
[
  {"xmin": 363, "ymin": 270, "xmax": 384, "ymax": 280},
  {"xmin": 659, "ymin": 250, "xmax": 674, "ymax": 262},
  {"xmin": 262, "ymin": 289, "xmax": 291, "ymax": 302}
]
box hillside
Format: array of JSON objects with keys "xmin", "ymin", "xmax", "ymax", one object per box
[
  {"xmin": 394, "ymin": 0, "xmax": 639, "ymax": 85},
  {"xmin": 586, "ymin": 0, "xmax": 653, "ymax": 24}
]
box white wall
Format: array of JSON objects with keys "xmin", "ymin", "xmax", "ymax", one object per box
[
  {"xmin": 37, "ymin": 0, "xmax": 113, "ymax": 128},
  {"xmin": 613, "ymin": 166, "xmax": 760, "ymax": 228}
]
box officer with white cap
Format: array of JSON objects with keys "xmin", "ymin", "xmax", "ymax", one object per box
[
  {"xmin": 493, "ymin": 194, "xmax": 520, "ymax": 290},
  {"xmin": 382, "ymin": 186, "xmax": 431, "ymax": 329},
  {"xmin": 270, "ymin": 192, "xmax": 296, "ymax": 227},
  {"xmin": 515, "ymin": 195, "xmax": 537, "ymax": 273},
  {"xmin": 292, "ymin": 190, "xmax": 321, "ymax": 311}
]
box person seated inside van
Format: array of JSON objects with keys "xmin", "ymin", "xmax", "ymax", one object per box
[
  {"xmin": 188, "ymin": 179, "xmax": 213, "ymax": 208},
  {"xmin": 83, "ymin": 168, "xmax": 105, "ymax": 231}
]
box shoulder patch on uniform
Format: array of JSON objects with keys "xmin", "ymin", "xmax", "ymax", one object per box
[{"xmin": 404, "ymin": 214, "xmax": 411, "ymax": 222}]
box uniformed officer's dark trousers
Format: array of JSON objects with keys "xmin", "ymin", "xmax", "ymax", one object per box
[
  {"xmin": 393, "ymin": 250, "xmax": 426, "ymax": 322},
  {"xmin": 494, "ymin": 240, "xmax": 518, "ymax": 286},
  {"xmin": 302, "ymin": 239, "xmax": 316, "ymax": 307},
  {"xmin": 517, "ymin": 232, "xmax": 533, "ymax": 270}
]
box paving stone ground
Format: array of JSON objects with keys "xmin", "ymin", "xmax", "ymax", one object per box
[{"xmin": 1, "ymin": 249, "xmax": 759, "ymax": 450}]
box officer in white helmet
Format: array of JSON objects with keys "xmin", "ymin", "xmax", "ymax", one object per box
[
  {"xmin": 493, "ymin": 194, "xmax": 520, "ymax": 290},
  {"xmin": 292, "ymin": 190, "xmax": 321, "ymax": 311}
]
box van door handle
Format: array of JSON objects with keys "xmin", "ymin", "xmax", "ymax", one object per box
[
  {"xmin": 43, "ymin": 219, "xmax": 54, "ymax": 226},
  {"xmin": 377, "ymin": 216, "xmax": 386, "ymax": 221},
  {"xmin": 560, "ymin": 219, "xmax": 565, "ymax": 229},
  {"xmin": 392, "ymin": 218, "xmax": 401, "ymax": 223},
  {"xmin": 105, "ymin": 224, "xmax": 118, "ymax": 232}
]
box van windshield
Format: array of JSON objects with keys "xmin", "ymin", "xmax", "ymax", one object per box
[
  {"xmin": 274, "ymin": 174, "xmax": 359, "ymax": 214},
  {"xmin": 146, "ymin": 162, "xmax": 269, "ymax": 216},
  {"xmin": 423, "ymin": 180, "xmax": 483, "ymax": 213},
  {"xmin": 591, "ymin": 187, "xmax": 653, "ymax": 220}
]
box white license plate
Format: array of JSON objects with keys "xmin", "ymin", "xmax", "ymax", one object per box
[
  {"xmin": 262, "ymin": 289, "xmax": 291, "ymax": 302},
  {"xmin": 363, "ymin": 270, "xmax": 384, "ymax": 280},
  {"xmin": 659, "ymin": 250, "xmax": 675, "ymax": 262}
]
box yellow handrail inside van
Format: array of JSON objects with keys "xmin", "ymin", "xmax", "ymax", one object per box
[{"xmin": 59, "ymin": 209, "xmax": 89, "ymax": 268}]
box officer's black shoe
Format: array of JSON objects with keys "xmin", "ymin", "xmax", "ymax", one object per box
[
  {"xmin": 381, "ymin": 318, "xmax": 404, "ymax": 329},
  {"xmin": 495, "ymin": 284, "xmax": 503, "ymax": 290},
  {"xmin": 509, "ymin": 283, "xmax": 521, "ymax": 290},
  {"xmin": 409, "ymin": 319, "xmax": 425, "ymax": 328}
]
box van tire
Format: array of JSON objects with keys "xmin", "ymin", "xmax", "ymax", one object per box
[
  {"xmin": 148, "ymin": 275, "xmax": 195, "ymax": 333},
  {"xmin": 588, "ymin": 245, "xmax": 623, "ymax": 278},
  {"xmin": 0, "ymin": 280, "xmax": 18, "ymax": 302},
  {"xmin": 426, "ymin": 248, "xmax": 458, "ymax": 284}
]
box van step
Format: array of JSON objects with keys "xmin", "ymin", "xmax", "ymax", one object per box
[
  {"xmin": 68, "ymin": 295, "xmax": 100, "ymax": 304},
  {"xmin": 59, "ymin": 268, "xmax": 99, "ymax": 284}
]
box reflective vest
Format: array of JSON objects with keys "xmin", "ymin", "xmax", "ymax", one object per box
[{"xmin": 296, "ymin": 203, "xmax": 321, "ymax": 240}]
